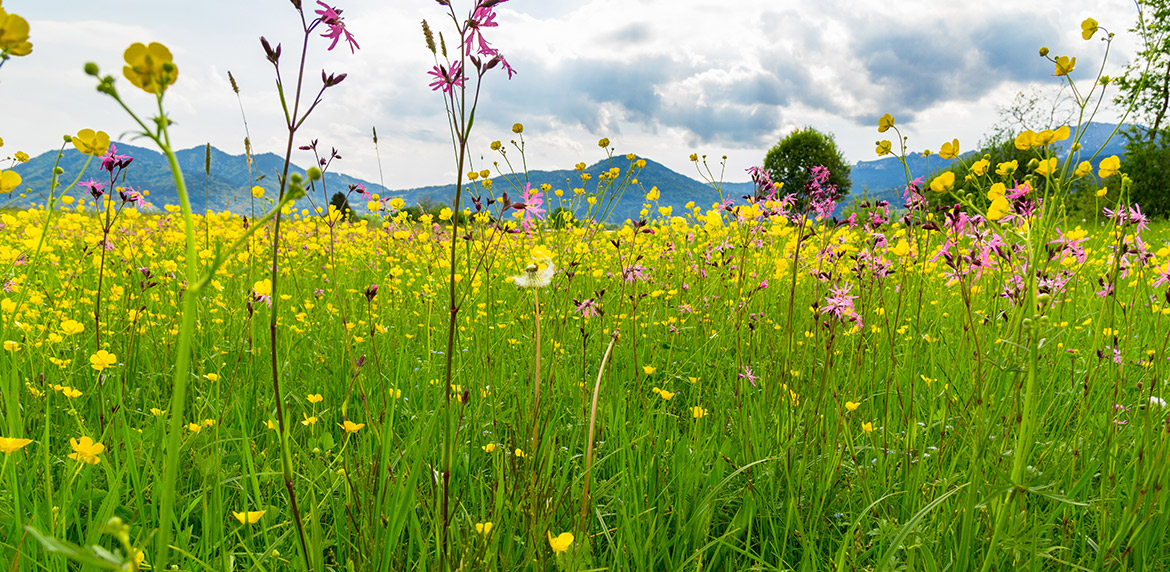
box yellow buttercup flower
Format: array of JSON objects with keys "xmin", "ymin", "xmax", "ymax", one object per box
[
  {"xmin": 1098, "ymin": 155, "xmax": 1120, "ymax": 178},
  {"xmin": 845, "ymin": 401, "xmax": 860, "ymax": 412},
  {"xmin": 253, "ymin": 279, "xmax": 272, "ymax": 297},
  {"xmin": 1014, "ymin": 131, "xmax": 1035, "ymax": 151},
  {"xmin": 996, "ymin": 160, "xmax": 1018, "ymax": 176},
  {"xmin": 929, "ymin": 172, "xmax": 955, "ymax": 193},
  {"xmin": 1081, "ymin": 18, "xmax": 1099, "ymax": 40},
  {"xmin": 339, "ymin": 420, "xmax": 365, "ymax": 434},
  {"xmin": 861, "ymin": 422, "xmax": 875, "ymax": 434},
  {"xmin": 971, "ymin": 158, "xmax": 989, "ymax": 176},
  {"xmin": 68, "ymin": 436, "xmax": 105, "ymax": 465},
  {"xmin": 1075, "ymin": 161, "xmax": 1092, "ymax": 177},
  {"xmin": 987, "ymin": 183, "xmax": 1006, "ymax": 200},
  {"xmin": 1035, "ymin": 157, "xmax": 1058, "ymax": 177},
  {"xmin": 60, "ymin": 319, "xmax": 85, "ymax": 336},
  {"xmin": 475, "ymin": 522, "xmax": 494, "ymax": 535},
  {"xmin": 875, "ymin": 140, "xmax": 892, "ymax": 156},
  {"xmin": 548, "ymin": 531, "xmax": 574, "ymax": 554},
  {"xmin": 987, "ymin": 197, "xmax": 1011, "ymax": 221},
  {"xmin": 877, "ymin": 113, "xmax": 895, "ymax": 133},
  {"xmin": 307, "ymin": 393, "xmax": 324, "ymax": 404},
  {"xmin": 642, "ymin": 365, "xmax": 656, "ymax": 375},
  {"xmin": 2, "ymin": 340, "xmax": 18, "ymax": 352},
  {"xmin": 90, "ymin": 349, "xmax": 117, "ymax": 371},
  {"xmin": 0, "ymin": 8, "xmax": 33, "ymax": 57},
  {"xmin": 123, "ymin": 42, "xmax": 178, "ymax": 94},
  {"xmin": 938, "ymin": 139, "xmax": 959, "ymax": 159},
  {"xmin": 691, "ymin": 406, "xmax": 707, "ymax": 419},
  {"xmin": 651, "ymin": 387, "xmax": 675, "ymax": 401},
  {"xmin": 0, "ymin": 436, "xmax": 33, "ymax": 454},
  {"xmin": 1033, "ymin": 126, "xmax": 1069, "ymax": 146},
  {"xmin": 0, "ymin": 169, "xmax": 21, "ymax": 193},
  {"xmin": 232, "ymin": 510, "xmax": 266, "ymax": 524},
  {"xmin": 1053, "ymin": 55, "xmax": 1076, "ymax": 76},
  {"xmin": 72, "ymin": 129, "xmax": 111, "ymax": 157},
  {"xmin": 251, "ymin": 185, "xmax": 265, "ymax": 198}
]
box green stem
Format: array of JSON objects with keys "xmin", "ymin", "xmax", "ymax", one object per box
[{"xmin": 154, "ymin": 123, "xmax": 200, "ymax": 572}]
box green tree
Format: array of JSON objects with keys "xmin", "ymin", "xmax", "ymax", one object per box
[
  {"xmin": 763, "ymin": 127, "xmax": 851, "ymax": 199},
  {"xmin": 1113, "ymin": 0, "xmax": 1170, "ymax": 140},
  {"xmin": 1122, "ymin": 130, "xmax": 1170, "ymax": 216},
  {"xmin": 1112, "ymin": 0, "xmax": 1170, "ymax": 215}
]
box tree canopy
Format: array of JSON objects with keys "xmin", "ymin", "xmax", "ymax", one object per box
[
  {"xmin": 763, "ymin": 127, "xmax": 851, "ymax": 200},
  {"xmin": 1113, "ymin": 0, "xmax": 1170, "ymax": 140}
]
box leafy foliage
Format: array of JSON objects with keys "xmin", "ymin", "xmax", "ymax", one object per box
[
  {"xmin": 1113, "ymin": 0, "xmax": 1170, "ymax": 139},
  {"xmin": 1122, "ymin": 129, "xmax": 1170, "ymax": 216},
  {"xmin": 763, "ymin": 127, "xmax": 851, "ymax": 198}
]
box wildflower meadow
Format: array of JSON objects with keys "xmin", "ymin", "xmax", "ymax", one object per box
[{"xmin": 1, "ymin": 1, "xmax": 1170, "ymax": 571}]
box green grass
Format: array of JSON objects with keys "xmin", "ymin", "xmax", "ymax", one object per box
[{"xmin": 1, "ymin": 197, "xmax": 1168, "ymax": 571}]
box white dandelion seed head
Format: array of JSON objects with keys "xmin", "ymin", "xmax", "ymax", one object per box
[{"xmin": 513, "ymin": 258, "xmax": 555, "ymax": 289}]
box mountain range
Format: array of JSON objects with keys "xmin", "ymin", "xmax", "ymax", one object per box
[{"xmin": 5, "ymin": 123, "xmax": 1132, "ymax": 222}]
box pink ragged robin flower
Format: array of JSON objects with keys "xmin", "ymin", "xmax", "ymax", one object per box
[{"xmin": 314, "ymin": 1, "xmax": 360, "ymax": 53}]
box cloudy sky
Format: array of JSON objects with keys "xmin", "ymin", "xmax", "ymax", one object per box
[{"xmin": 0, "ymin": 0, "xmax": 1142, "ymax": 189}]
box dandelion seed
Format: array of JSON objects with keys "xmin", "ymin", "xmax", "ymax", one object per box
[{"xmin": 513, "ymin": 260, "xmax": 554, "ymax": 289}]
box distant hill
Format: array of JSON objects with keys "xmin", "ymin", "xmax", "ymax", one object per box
[
  {"xmin": 7, "ymin": 143, "xmax": 381, "ymax": 216},
  {"xmin": 6, "ymin": 143, "xmax": 745, "ymax": 222},
  {"xmin": 6, "ymin": 122, "xmax": 1134, "ymax": 221}
]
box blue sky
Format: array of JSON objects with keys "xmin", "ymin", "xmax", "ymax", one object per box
[{"xmin": 1, "ymin": 0, "xmax": 1140, "ymax": 188}]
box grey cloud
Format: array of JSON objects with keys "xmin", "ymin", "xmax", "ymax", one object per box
[
  {"xmin": 481, "ymin": 55, "xmax": 680, "ymax": 131},
  {"xmin": 849, "ymin": 15, "xmax": 1072, "ymax": 125},
  {"xmin": 660, "ymin": 103, "xmax": 782, "ymax": 147},
  {"xmin": 603, "ymin": 23, "xmax": 652, "ymax": 45},
  {"xmin": 479, "ymin": 53, "xmax": 806, "ymax": 146}
]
